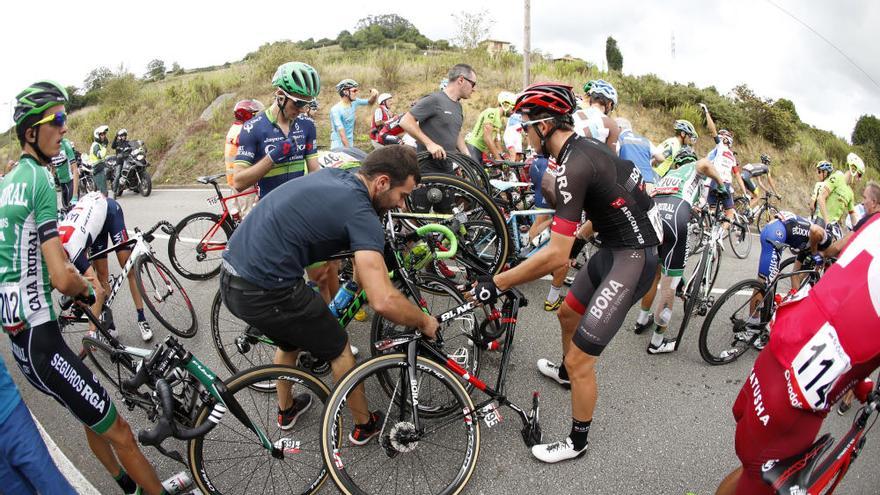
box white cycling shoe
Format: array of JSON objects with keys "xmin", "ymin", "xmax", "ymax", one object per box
[
  {"xmin": 138, "ymin": 320, "xmax": 153, "ymax": 341},
  {"xmin": 537, "ymin": 359, "xmax": 570, "ymax": 388},
  {"xmin": 531, "ymin": 437, "xmax": 588, "ymax": 463}
]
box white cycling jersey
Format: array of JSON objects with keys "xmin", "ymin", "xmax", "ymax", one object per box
[
  {"xmin": 707, "ymin": 142, "xmax": 736, "ymax": 184},
  {"xmin": 572, "ymin": 107, "xmax": 609, "ymax": 143},
  {"xmin": 59, "ymin": 192, "xmax": 106, "ymax": 265},
  {"xmin": 504, "ymin": 113, "xmax": 524, "ymax": 154}
]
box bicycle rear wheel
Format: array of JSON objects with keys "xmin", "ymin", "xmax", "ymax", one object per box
[
  {"xmin": 755, "ymin": 204, "xmax": 779, "ymax": 231},
  {"xmin": 167, "ymin": 212, "xmax": 234, "ymax": 281},
  {"xmin": 210, "ymin": 289, "xmax": 277, "ymax": 391},
  {"xmin": 189, "ymin": 364, "xmax": 333, "ymax": 495},
  {"xmin": 675, "ymin": 248, "xmax": 709, "ymax": 343},
  {"xmin": 728, "ymin": 215, "xmax": 753, "ymax": 259},
  {"xmin": 133, "ymin": 256, "xmax": 198, "ymax": 337},
  {"xmin": 321, "ymin": 354, "xmax": 479, "ymax": 495},
  {"xmin": 82, "ymin": 336, "xmax": 139, "ymax": 390},
  {"xmin": 698, "ymin": 279, "xmax": 766, "ymax": 365}
]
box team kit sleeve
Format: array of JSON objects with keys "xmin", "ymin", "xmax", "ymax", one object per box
[
  {"xmin": 234, "ymin": 126, "xmax": 259, "ymax": 167},
  {"xmin": 550, "ymin": 154, "xmax": 591, "ymax": 237},
  {"xmin": 304, "ymin": 121, "xmax": 318, "ymax": 158},
  {"xmin": 330, "ymin": 106, "xmax": 345, "ymax": 131},
  {"xmin": 33, "ymin": 168, "xmax": 59, "ymax": 242}
]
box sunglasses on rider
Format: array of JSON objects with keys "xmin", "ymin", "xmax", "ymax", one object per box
[
  {"xmin": 279, "ymin": 89, "xmax": 314, "ymax": 108},
  {"xmin": 31, "ymin": 111, "xmax": 67, "ymax": 128},
  {"xmin": 520, "ymin": 116, "xmax": 556, "ymax": 130}
]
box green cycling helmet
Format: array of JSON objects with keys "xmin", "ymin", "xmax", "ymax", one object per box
[
  {"xmin": 582, "ymin": 80, "xmax": 594, "ymax": 94},
  {"xmin": 272, "ymin": 62, "xmax": 321, "ymax": 98},
  {"xmin": 13, "ymin": 80, "xmax": 68, "ymax": 127},
  {"xmin": 672, "ymin": 147, "xmax": 698, "ymax": 168}
]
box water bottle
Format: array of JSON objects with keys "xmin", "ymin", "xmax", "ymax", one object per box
[
  {"xmin": 329, "ymin": 280, "xmax": 359, "ymax": 317},
  {"xmin": 161, "ymin": 471, "xmax": 193, "ymax": 494}
]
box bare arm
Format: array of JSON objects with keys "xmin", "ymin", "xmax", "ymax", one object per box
[
  {"xmin": 604, "ymin": 117, "xmax": 621, "ymax": 155},
  {"xmin": 494, "ymin": 232, "xmax": 574, "ymax": 290},
  {"xmin": 71, "ymin": 165, "xmax": 79, "ymax": 198},
  {"xmin": 703, "ymin": 105, "xmax": 718, "ymax": 138},
  {"xmin": 41, "ymin": 237, "xmax": 89, "ymax": 296},
  {"xmin": 354, "ymin": 250, "xmax": 438, "ymax": 337},
  {"xmin": 367, "ymin": 89, "xmax": 378, "ymax": 105},
  {"xmin": 306, "ymin": 156, "xmax": 320, "ymax": 174},
  {"xmin": 817, "ymin": 186, "xmax": 831, "ymax": 222},
  {"xmin": 457, "ymin": 133, "xmax": 468, "ymax": 155},
  {"xmin": 482, "ymin": 123, "xmax": 503, "ymax": 158},
  {"xmin": 696, "ymin": 158, "xmax": 724, "ymax": 185},
  {"xmin": 337, "ymin": 127, "xmax": 351, "ymax": 148},
  {"xmin": 233, "ymin": 157, "xmax": 273, "ymax": 190}
]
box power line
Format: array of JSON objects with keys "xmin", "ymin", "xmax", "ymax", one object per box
[{"xmin": 766, "ymin": 0, "xmax": 880, "ymax": 90}]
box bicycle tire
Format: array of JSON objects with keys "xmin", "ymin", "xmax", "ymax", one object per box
[
  {"xmin": 371, "ymin": 274, "xmax": 480, "ymax": 394},
  {"xmin": 698, "ymin": 278, "xmax": 766, "ymax": 365},
  {"xmin": 321, "ymin": 354, "xmax": 479, "ymax": 495},
  {"xmin": 708, "ymin": 243, "xmax": 722, "ymax": 291},
  {"xmin": 82, "ymin": 335, "xmax": 139, "ymax": 390},
  {"xmin": 728, "ymin": 216, "xmax": 753, "ymax": 259},
  {"xmin": 188, "ymin": 364, "xmax": 333, "ymax": 495},
  {"xmin": 167, "ymin": 212, "xmax": 234, "ymax": 281},
  {"xmin": 675, "ymin": 246, "xmax": 709, "ymax": 343},
  {"xmin": 210, "ymin": 289, "xmax": 277, "ymax": 392},
  {"xmin": 408, "ymin": 174, "xmax": 510, "ymax": 277},
  {"xmin": 133, "ymin": 256, "xmax": 198, "ymax": 337},
  {"xmin": 755, "ymin": 204, "xmax": 779, "ymax": 231}
]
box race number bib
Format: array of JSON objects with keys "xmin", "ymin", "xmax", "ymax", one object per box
[
  {"xmin": 0, "ymin": 283, "xmax": 23, "ymax": 333},
  {"xmin": 653, "ymin": 175, "xmax": 681, "ymax": 196},
  {"xmin": 788, "ymin": 323, "xmax": 851, "ymax": 410}
]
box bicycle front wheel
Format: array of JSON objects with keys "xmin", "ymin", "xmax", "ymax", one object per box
[
  {"xmin": 322, "ymin": 354, "xmax": 479, "ymax": 495},
  {"xmin": 189, "ymin": 364, "xmax": 333, "ymax": 495},
  {"xmin": 698, "ymin": 279, "xmax": 766, "ymax": 365},
  {"xmin": 211, "ymin": 289, "xmax": 277, "ymax": 391},
  {"xmin": 82, "ymin": 336, "xmax": 138, "ymax": 390},
  {"xmin": 134, "ymin": 256, "xmax": 198, "ymax": 337},
  {"xmin": 755, "ymin": 204, "xmax": 779, "ymax": 231},
  {"xmin": 167, "ymin": 212, "xmax": 234, "ymax": 281},
  {"xmin": 728, "ymin": 216, "xmax": 753, "ymax": 259}
]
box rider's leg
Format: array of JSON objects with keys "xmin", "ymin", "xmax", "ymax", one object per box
[
  {"xmin": 115, "ymin": 249, "xmax": 145, "ymax": 316},
  {"xmin": 635, "ymin": 268, "xmax": 661, "ymax": 328},
  {"xmin": 82, "ymin": 265, "xmax": 106, "ymax": 332},
  {"xmin": 95, "ymin": 416, "xmax": 164, "ymax": 495},
  {"xmin": 92, "ymin": 258, "xmax": 115, "ymax": 333},
  {"xmin": 714, "ymin": 467, "xmax": 742, "ymax": 495},
  {"xmin": 330, "ymin": 343, "xmax": 370, "ymax": 424}
]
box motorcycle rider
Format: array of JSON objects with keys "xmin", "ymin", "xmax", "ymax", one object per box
[
  {"xmin": 111, "ymin": 129, "xmax": 132, "ymax": 193},
  {"xmin": 89, "ymin": 125, "xmax": 110, "ymax": 195}
]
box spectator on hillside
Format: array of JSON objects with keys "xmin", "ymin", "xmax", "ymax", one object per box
[
  {"xmin": 369, "ymin": 93, "xmax": 396, "ymax": 148},
  {"xmin": 400, "ymin": 63, "xmax": 476, "ymax": 174},
  {"xmin": 330, "ymin": 79, "xmax": 377, "ymax": 150}
]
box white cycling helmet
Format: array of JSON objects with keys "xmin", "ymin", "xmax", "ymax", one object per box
[
  {"xmin": 93, "ymin": 125, "xmax": 109, "ymax": 140},
  {"xmin": 377, "ymin": 93, "xmax": 393, "ymax": 105},
  {"xmin": 588, "ymin": 79, "xmax": 618, "ymax": 109},
  {"xmin": 846, "ymin": 152, "xmax": 865, "ymax": 176}
]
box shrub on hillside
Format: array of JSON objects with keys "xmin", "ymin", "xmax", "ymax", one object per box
[{"xmin": 377, "ymin": 51, "xmax": 404, "ymax": 90}]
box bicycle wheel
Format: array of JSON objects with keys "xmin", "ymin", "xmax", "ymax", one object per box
[
  {"xmin": 675, "ymin": 248, "xmax": 708, "ymax": 342},
  {"xmin": 210, "ymin": 289, "xmax": 277, "ymax": 391},
  {"xmin": 167, "ymin": 212, "xmax": 234, "ymax": 281},
  {"xmin": 407, "ymin": 174, "xmax": 510, "ymax": 277},
  {"xmin": 189, "ymin": 364, "xmax": 333, "ymax": 495},
  {"xmin": 728, "ymin": 215, "xmax": 753, "ymax": 259},
  {"xmin": 82, "ymin": 335, "xmax": 138, "ymax": 390},
  {"xmin": 321, "ymin": 354, "xmax": 479, "ymax": 495},
  {"xmin": 133, "ymin": 256, "xmax": 198, "ymax": 337},
  {"xmin": 371, "ymin": 274, "xmax": 479, "ymax": 393},
  {"xmin": 755, "ymin": 204, "xmax": 779, "ymax": 231},
  {"xmin": 687, "ymin": 214, "xmax": 708, "ymax": 256},
  {"xmin": 698, "ymin": 279, "xmax": 766, "ymax": 365}
]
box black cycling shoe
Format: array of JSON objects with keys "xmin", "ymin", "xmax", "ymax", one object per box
[{"xmin": 633, "ymin": 315, "xmax": 655, "ymax": 335}]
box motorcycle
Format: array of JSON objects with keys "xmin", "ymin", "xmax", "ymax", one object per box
[
  {"xmin": 111, "ymin": 140, "xmax": 152, "ymax": 198},
  {"xmin": 76, "ymin": 152, "xmax": 98, "ymax": 194}
]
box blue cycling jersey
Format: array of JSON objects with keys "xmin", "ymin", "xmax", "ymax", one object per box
[
  {"xmin": 329, "ymin": 99, "xmax": 370, "ymax": 150},
  {"xmin": 618, "ymin": 129, "xmax": 655, "ymax": 184},
  {"xmin": 235, "ymin": 109, "xmax": 317, "ymax": 198},
  {"xmin": 758, "ymin": 212, "xmax": 813, "ymax": 279}
]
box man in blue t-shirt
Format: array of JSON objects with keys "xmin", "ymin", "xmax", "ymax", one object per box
[
  {"xmin": 330, "ymin": 79, "xmax": 378, "ymax": 150},
  {"xmin": 232, "ymin": 62, "xmax": 321, "ymax": 198},
  {"xmin": 221, "ymin": 145, "xmax": 439, "ymax": 443},
  {"xmin": 0, "ymin": 355, "xmax": 77, "ymax": 494}
]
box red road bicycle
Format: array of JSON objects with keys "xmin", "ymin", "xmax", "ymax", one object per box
[{"xmin": 167, "ymin": 173, "xmax": 256, "ymax": 280}]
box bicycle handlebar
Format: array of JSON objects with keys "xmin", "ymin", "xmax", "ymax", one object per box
[
  {"xmin": 413, "ymin": 224, "xmax": 458, "ymax": 259},
  {"xmin": 138, "ymin": 379, "xmax": 219, "ymax": 446}
]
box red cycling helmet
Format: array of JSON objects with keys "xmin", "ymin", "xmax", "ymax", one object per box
[
  {"xmin": 233, "ymin": 99, "xmax": 265, "ymax": 122},
  {"xmin": 514, "ymin": 83, "xmax": 577, "ymax": 116}
]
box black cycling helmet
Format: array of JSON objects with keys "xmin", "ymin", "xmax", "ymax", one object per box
[
  {"xmin": 672, "ymin": 147, "xmax": 698, "ymax": 168},
  {"xmin": 760, "ymin": 153, "xmax": 771, "ymax": 165}
]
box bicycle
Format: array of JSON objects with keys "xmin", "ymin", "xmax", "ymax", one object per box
[
  {"xmin": 671, "ymin": 202, "xmax": 728, "ymax": 351},
  {"xmin": 725, "ymin": 196, "xmax": 754, "ymax": 259},
  {"xmin": 761, "ymin": 376, "xmax": 880, "ymax": 494},
  {"xmin": 58, "ymin": 220, "xmax": 198, "ymax": 351},
  {"xmin": 319, "ymin": 289, "xmax": 542, "ymax": 495},
  {"xmin": 211, "ymin": 221, "xmax": 482, "ymax": 392},
  {"xmin": 167, "ymin": 173, "xmax": 255, "ymax": 281},
  {"xmin": 73, "ymin": 297, "xmax": 334, "ymax": 495},
  {"xmin": 698, "ymin": 254, "xmax": 828, "ymax": 365},
  {"xmin": 750, "ymin": 190, "xmax": 782, "ymax": 230}
]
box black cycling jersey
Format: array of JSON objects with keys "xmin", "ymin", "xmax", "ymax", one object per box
[
  {"xmin": 742, "ymin": 163, "xmax": 769, "ymax": 178},
  {"xmin": 550, "ymin": 134, "xmax": 661, "ymax": 249}
]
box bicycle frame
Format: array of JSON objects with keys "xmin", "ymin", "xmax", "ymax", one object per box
[{"xmin": 196, "ymin": 181, "xmax": 255, "ymax": 255}]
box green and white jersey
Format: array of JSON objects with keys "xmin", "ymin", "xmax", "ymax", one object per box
[
  {"xmin": 51, "ymin": 138, "xmax": 75, "ymax": 184},
  {"xmin": 653, "ymin": 161, "xmax": 703, "ymax": 207},
  {"xmin": 0, "ymin": 156, "xmax": 59, "ymax": 332}
]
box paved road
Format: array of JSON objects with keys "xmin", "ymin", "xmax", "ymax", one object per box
[{"xmin": 3, "ymin": 188, "xmax": 876, "ymax": 495}]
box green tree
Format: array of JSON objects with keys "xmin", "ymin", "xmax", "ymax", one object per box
[
  {"xmin": 83, "ymin": 66, "xmax": 114, "ymax": 93},
  {"xmin": 451, "ymin": 10, "xmax": 494, "ymax": 49},
  {"xmin": 145, "ymin": 59, "xmax": 166, "ymax": 81},
  {"xmin": 606, "ymin": 36, "xmax": 623, "ymax": 72},
  {"xmin": 853, "ymin": 114, "xmax": 880, "ymax": 166}
]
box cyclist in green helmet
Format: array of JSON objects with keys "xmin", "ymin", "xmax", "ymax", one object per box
[
  {"xmin": 3, "ymin": 80, "xmax": 173, "ymax": 495},
  {"xmin": 651, "ymin": 119, "xmax": 698, "ymax": 178}
]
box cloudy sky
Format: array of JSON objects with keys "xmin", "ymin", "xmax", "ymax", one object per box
[{"xmin": 2, "ymin": 0, "xmax": 877, "ymax": 140}]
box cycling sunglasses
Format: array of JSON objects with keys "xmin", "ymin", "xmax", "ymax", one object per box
[
  {"xmin": 520, "ymin": 116, "xmax": 556, "ymax": 130},
  {"xmin": 279, "ymin": 89, "xmax": 314, "ymax": 108},
  {"xmin": 31, "ymin": 111, "xmax": 67, "ymax": 128}
]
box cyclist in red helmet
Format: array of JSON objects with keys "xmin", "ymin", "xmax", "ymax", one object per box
[
  {"xmin": 470, "ymin": 82, "xmax": 661, "ymax": 463},
  {"xmin": 225, "ymin": 99, "xmax": 264, "ymax": 217}
]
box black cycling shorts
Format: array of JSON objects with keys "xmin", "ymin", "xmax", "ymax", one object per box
[
  {"xmin": 219, "ymin": 268, "xmax": 347, "ymax": 361},
  {"xmin": 654, "ymin": 196, "xmax": 691, "ymax": 277},
  {"xmin": 564, "ymin": 246, "xmax": 658, "ymax": 356},
  {"xmin": 8, "ymin": 321, "xmax": 117, "ymax": 434},
  {"xmin": 90, "ymin": 197, "xmax": 130, "ymax": 260}
]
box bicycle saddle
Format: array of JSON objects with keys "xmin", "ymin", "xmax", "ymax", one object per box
[
  {"xmin": 760, "ymin": 433, "xmax": 833, "ymax": 493},
  {"xmin": 489, "ymin": 179, "xmax": 531, "ymax": 191},
  {"xmin": 196, "ymin": 173, "xmax": 226, "ymax": 184}
]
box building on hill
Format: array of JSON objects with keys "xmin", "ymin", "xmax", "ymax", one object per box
[{"xmin": 482, "ymin": 39, "xmax": 513, "ymax": 57}]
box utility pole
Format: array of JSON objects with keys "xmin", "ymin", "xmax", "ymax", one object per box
[{"xmin": 523, "ymin": 0, "xmax": 531, "ymax": 88}]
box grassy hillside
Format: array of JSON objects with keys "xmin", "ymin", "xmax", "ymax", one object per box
[{"xmin": 1, "ymin": 41, "xmax": 872, "ymax": 214}]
